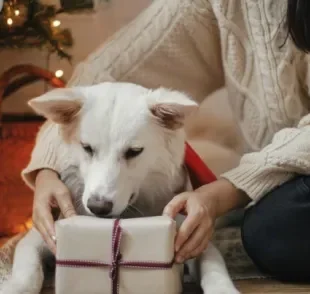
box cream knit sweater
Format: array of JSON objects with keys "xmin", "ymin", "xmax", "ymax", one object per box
[{"xmin": 22, "ymin": 0, "xmax": 310, "ymax": 202}]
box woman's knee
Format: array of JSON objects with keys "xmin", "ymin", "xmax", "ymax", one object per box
[{"xmin": 242, "ymin": 176, "xmax": 310, "ymax": 282}]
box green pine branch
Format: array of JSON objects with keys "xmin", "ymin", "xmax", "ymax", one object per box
[{"xmin": 0, "ymin": 0, "xmax": 73, "ymax": 62}]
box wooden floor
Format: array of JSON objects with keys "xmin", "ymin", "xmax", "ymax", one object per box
[
  {"xmin": 236, "ymin": 279, "xmax": 310, "ymax": 293},
  {"xmin": 183, "ymin": 279, "xmax": 310, "ymax": 294}
]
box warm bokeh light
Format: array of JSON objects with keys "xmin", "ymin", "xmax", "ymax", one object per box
[
  {"xmin": 52, "ymin": 20, "xmax": 61, "ymax": 27},
  {"xmin": 55, "ymin": 69, "xmax": 64, "ymax": 78}
]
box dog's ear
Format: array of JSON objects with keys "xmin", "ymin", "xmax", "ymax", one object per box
[
  {"xmin": 28, "ymin": 88, "xmax": 83, "ymax": 124},
  {"xmin": 149, "ymin": 89, "xmax": 198, "ymax": 130}
]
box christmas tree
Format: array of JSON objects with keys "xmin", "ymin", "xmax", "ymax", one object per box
[{"xmin": 0, "ymin": 0, "xmax": 73, "ymax": 61}]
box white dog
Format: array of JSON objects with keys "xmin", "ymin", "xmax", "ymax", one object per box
[{"xmin": 1, "ymin": 83, "xmax": 240, "ymax": 294}]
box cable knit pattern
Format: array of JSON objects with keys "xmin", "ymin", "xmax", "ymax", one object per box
[{"xmin": 22, "ymin": 0, "xmax": 310, "ymax": 202}]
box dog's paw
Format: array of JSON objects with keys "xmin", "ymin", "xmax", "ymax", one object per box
[
  {"xmin": 0, "ymin": 281, "xmax": 24, "ymax": 294},
  {"xmin": 201, "ymin": 283, "xmax": 240, "ymax": 294},
  {"xmin": 0, "ymin": 279, "xmax": 41, "ymax": 294}
]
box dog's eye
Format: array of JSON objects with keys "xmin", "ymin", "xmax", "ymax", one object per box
[
  {"xmin": 124, "ymin": 147, "xmax": 144, "ymax": 160},
  {"xmin": 81, "ymin": 143, "xmax": 94, "ymax": 156}
]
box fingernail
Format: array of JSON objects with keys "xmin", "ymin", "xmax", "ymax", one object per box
[
  {"xmin": 176, "ymin": 256, "xmax": 184, "ymax": 263},
  {"xmin": 175, "ymin": 244, "xmax": 180, "ymax": 252},
  {"xmin": 52, "ymin": 235, "xmax": 56, "ymax": 242}
]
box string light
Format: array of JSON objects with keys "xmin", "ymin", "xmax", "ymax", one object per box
[
  {"xmin": 52, "ymin": 20, "xmax": 61, "ymax": 27},
  {"xmin": 1, "ymin": 2, "xmax": 73, "ymax": 61},
  {"xmin": 7, "ymin": 18, "xmax": 13, "ymax": 26},
  {"xmin": 55, "ymin": 69, "xmax": 64, "ymax": 78},
  {"xmin": 25, "ymin": 218, "xmax": 33, "ymax": 229}
]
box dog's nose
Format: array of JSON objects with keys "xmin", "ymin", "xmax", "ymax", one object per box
[{"xmin": 87, "ymin": 195, "xmax": 113, "ymax": 216}]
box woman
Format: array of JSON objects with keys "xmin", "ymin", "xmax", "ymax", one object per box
[{"xmin": 22, "ymin": 0, "xmax": 310, "ymax": 282}]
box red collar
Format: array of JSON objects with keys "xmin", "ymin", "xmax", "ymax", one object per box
[{"xmin": 184, "ymin": 142, "xmax": 217, "ymax": 188}]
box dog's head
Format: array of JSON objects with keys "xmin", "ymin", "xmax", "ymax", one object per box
[{"xmin": 29, "ymin": 82, "xmax": 198, "ymax": 217}]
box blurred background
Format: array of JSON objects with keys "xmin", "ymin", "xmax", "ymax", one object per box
[{"xmin": 1, "ymin": 0, "xmax": 152, "ymax": 114}]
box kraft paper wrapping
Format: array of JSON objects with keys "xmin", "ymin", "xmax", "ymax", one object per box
[{"xmin": 55, "ymin": 215, "xmax": 183, "ymax": 294}]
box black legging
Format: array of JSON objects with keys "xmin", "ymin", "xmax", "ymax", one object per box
[{"xmin": 242, "ymin": 175, "xmax": 310, "ymax": 282}]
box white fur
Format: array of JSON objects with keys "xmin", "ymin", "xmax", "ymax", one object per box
[{"xmin": 2, "ymin": 83, "xmax": 240, "ymax": 294}]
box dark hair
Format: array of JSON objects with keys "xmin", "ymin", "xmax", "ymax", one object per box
[{"xmin": 287, "ymin": 0, "xmax": 310, "ymax": 52}]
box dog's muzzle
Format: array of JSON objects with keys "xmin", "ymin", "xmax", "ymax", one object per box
[{"xmin": 87, "ymin": 195, "xmax": 113, "ymax": 216}]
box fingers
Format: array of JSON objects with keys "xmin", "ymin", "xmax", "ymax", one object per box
[
  {"xmin": 190, "ymin": 238, "xmax": 210, "ymax": 259},
  {"xmin": 163, "ymin": 193, "xmax": 188, "ymax": 219},
  {"xmin": 176, "ymin": 225, "xmax": 212, "ymax": 262},
  {"xmin": 36, "ymin": 222, "xmax": 56, "ymax": 255},
  {"xmin": 42, "ymin": 211, "xmax": 57, "ymax": 240},
  {"xmin": 54, "ymin": 188, "xmax": 76, "ymax": 218},
  {"xmin": 33, "ymin": 169, "xmax": 75, "ymax": 255},
  {"xmin": 33, "ymin": 203, "xmax": 55, "ymax": 237},
  {"xmin": 174, "ymin": 201, "xmax": 206, "ymax": 252},
  {"xmin": 33, "ymin": 203, "xmax": 56, "ymax": 251}
]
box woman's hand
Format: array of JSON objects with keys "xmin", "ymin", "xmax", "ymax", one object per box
[
  {"xmin": 164, "ymin": 189, "xmax": 217, "ymax": 263},
  {"xmin": 163, "ymin": 178, "xmax": 249, "ymax": 263},
  {"xmin": 33, "ymin": 169, "xmax": 76, "ymax": 254}
]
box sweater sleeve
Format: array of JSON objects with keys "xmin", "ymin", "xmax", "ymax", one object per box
[
  {"xmin": 221, "ymin": 114, "xmax": 310, "ymax": 202},
  {"xmin": 21, "ymin": 0, "xmax": 224, "ymax": 189}
]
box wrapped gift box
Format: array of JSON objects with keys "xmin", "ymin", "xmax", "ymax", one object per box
[{"xmin": 55, "ymin": 215, "xmax": 183, "ymax": 294}]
